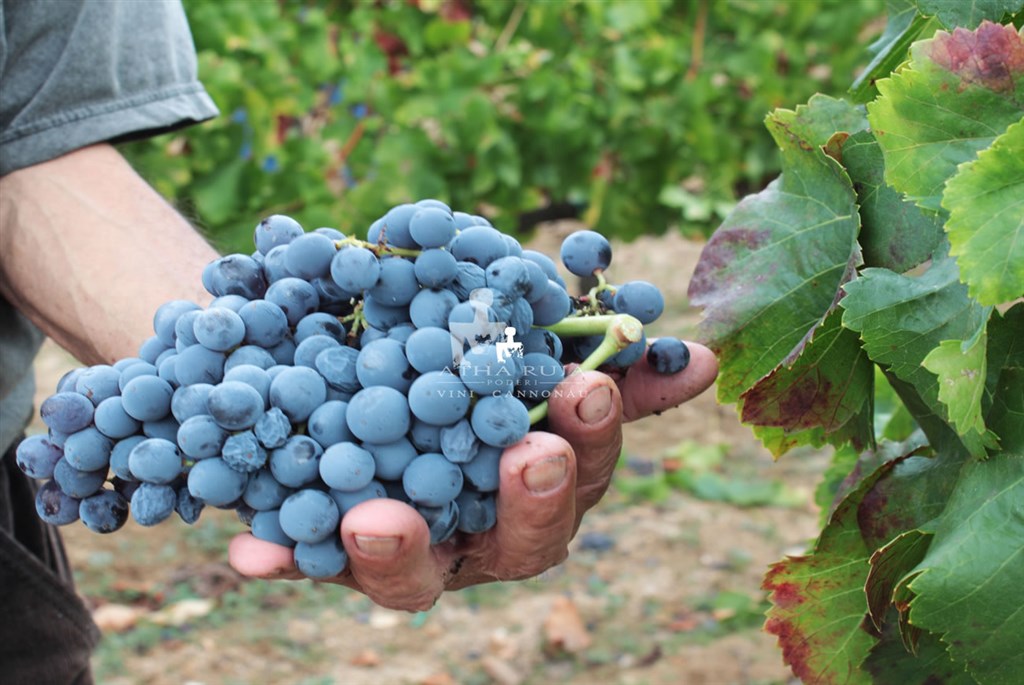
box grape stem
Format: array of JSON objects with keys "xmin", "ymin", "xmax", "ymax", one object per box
[
  {"xmin": 334, "ymin": 237, "xmax": 421, "ymax": 259},
  {"xmin": 528, "ymin": 313, "xmax": 643, "ymax": 424}
]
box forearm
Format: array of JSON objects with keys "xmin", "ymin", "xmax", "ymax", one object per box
[{"xmin": 0, "ymin": 144, "xmax": 219, "ymax": 365}]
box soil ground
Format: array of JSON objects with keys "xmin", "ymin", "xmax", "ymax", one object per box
[{"xmin": 30, "ymin": 227, "xmax": 827, "ymax": 685}]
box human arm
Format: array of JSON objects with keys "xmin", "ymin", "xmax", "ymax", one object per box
[{"xmin": 0, "ymin": 144, "xmax": 218, "ymax": 364}]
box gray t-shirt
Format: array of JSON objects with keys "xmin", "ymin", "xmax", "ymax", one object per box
[{"xmin": 0, "ymin": 0, "xmax": 219, "ymax": 453}]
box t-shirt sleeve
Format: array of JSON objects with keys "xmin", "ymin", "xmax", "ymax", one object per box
[{"xmin": 0, "ymin": 0, "xmax": 219, "ymax": 176}]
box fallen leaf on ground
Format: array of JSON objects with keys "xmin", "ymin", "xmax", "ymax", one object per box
[
  {"xmin": 350, "ymin": 648, "xmax": 381, "ymax": 667},
  {"xmin": 93, "ymin": 603, "xmax": 144, "ymax": 633},
  {"xmin": 544, "ymin": 595, "xmax": 592, "ymax": 653},
  {"xmin": 481, "ymin": 655, "xmax": 523, "ymax": 685},
  {"xmin": 147, "ymin": 598, "xmax": 215, "ymax": 626}
]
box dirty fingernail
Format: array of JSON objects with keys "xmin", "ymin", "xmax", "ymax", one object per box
[
  {"xmin": 354, "ymin": 535, "xmax": 400, "ymax": 557},
  {"xmin": 523, "ymin": 455, "xmax": 568, "ymax": 494},
  {"xmin": 577, "ymin": 385, "xmax": 612, "ymax": 424}
]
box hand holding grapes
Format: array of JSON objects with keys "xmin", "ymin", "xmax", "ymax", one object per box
[{"xmin": 228, "ymin": 347, "xmax": 717, "ymax": 611}]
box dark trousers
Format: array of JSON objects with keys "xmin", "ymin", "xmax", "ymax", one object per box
[{"xmin": 0, "ymin": 439, "xmax": 98, "ymax": 685}]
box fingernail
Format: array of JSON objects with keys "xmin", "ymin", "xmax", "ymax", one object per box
[
  {"xmin": 354, "ymin": 535, "xmax": 400, "ymax": 557},
  {"xmin": 577, "ymin": 385, "xmax": 612, "ymax": 424},
  {"xmin": 523, "ymin": 455, "xmax": 568, "ymax": 494}
]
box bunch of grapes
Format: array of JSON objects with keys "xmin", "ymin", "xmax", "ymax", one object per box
[{"xmin": 17, "ymin": 200, "xmax": 689, "ymax": 579}]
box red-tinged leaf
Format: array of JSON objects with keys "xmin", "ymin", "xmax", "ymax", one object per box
[
  {"xmin": 867, "ymin": 22, "xmax": 1024, "ymax": 211},
  {"xmin": 762, "ymin": 461, "xmax": 895, "ymax": 684},
  {"xmin": 689, "ymin": 95, "xmax": 862, "ymax": 412},
  {"xmin": 740, "ymin": 307, "xmax": 874, "ymax": 449}
]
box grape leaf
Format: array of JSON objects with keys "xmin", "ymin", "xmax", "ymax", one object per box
[
  {"xmin": 763, "ymin": 462, "xmax": 894, "ymax": 685},
  {"xmin": 864, "ymin": 621, "xmax": 981, "ymax": 685},
  {"xmin": 866, "ymin": 22, "xmax": 1024, "ymax": 211},
  {"xmin": 908, "ymin": 454, "xmax": 1024, "ymax": 685},
  {"xmin": 840, "ymin": 253, "xmax": 993, "ymax": 456},
  {"xmin": 942, "ymin": 118, "xmax": 1024, "ymax": 306},
  {"xmin": 851, "ymin": 0, "xmax": 937, "ymax": 102},
  {"xmin": 864, "ymin": 530, "xmax": 933, "ymax": 631},
  {"xmin": 984, "ymin": 304, "xmax": 1024, "ymax": 451},
  {"xmin": 740, "ymin": 307, "xmax": 874, "ymax": 451},
  {"xmin": 842, "ymin": 130, "xmax": 946, "ymax": 272},
  {"xmin": 915, "ymin": 0, "xmax": 1024, "ymax": 29},
  {"xmin": 921, "ymin": 329, "xmax": 989, "ymax": 436},
  {"xmin": 689, "ymin": 95, "xmax": 862, "ymax": 405}
]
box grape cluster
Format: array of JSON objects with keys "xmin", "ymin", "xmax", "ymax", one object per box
[{"xmin": 18, "ymin": 200, "xmax": 684, "ymax": 579}]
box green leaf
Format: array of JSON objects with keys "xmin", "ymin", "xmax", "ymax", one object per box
[
  {"xmin": 689, "ymin": 95, "xmax": 862, "ymax": 405},
  {"xmin": 984, "ymin": 304, "xmax": 1024, "ymax": 451},
  {"xmin": 191, "ymin": 157, "xmax": 246, "ymax": 225},
  {"xmin": 909, "ymin": 454, "xmax": 1024, "ymax": 685},
  {"xmin": 921, "ymin": 330, "xmax": 989, "ymax": 436},
  {"xmin": 866, "ymin": 22, "xmax": 1024, "ymax": 211},
  {"xmin": 865, "ymin": 530, "xmax": 933, "ymax": 631},
  {"xmin": 814, "ymin": 442, "xmax": 861, "ymax": 526},
  {"xmin": 842, "ymin": 130, "xmax": 946, "ymax": 272},
  {"xmin": 943, "ymin": 118, "xmax": 1024, "ymax": 305},
  {"xmin": 841, "ymin": 252, "xmax": 992, "ymax": 455},
  {"xmin": 864, "ymin": 621, "xmax": 981, "ymax": 685},
  {"xmin": 851, "ymin": 0, "xmax": 937, "ymax": 102},
  {"xmin": 763, "ymin": 463, "xmax": 893, "ymax": 685},
  {"xmin": 915, "ymin": 0, "xmax": 1024, "ymax": 29},
  {"xmin": 739, "ymin": 307, "xmax": 874, "ymax": 451}
]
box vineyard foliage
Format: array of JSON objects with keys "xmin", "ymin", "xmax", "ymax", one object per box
[
  {"xmin": 689, "ymin": 2, "xmax": 1024, "ymax": 683},
  {"xmin": 120, "ymin": 0, "xmax": 883, "ymax": 253}
]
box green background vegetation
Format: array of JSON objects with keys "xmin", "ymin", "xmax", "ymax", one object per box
[{"xmin": 122, "ymin": 0, "xmax": 884, "ymax": 254}]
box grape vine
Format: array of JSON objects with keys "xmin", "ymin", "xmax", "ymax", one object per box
[{"xmin": 690, "ymin": 3, "xmax": 1024, "ymax": 684}]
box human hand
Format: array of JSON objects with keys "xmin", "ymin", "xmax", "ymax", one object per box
[{"xmin": 228, "ymin": 340, "xmax": 718, "ymax": 611}]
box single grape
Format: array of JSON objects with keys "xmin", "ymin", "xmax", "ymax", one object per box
[
  {"xmin": 379, "ymin": 203, "xmax": 419, "ymax": 249},
  {"xmin": 109, "ymin": 436, "xmax": 146, "ymax": 481},
  {"xmin": 62, "ymin": 427, "xmax": 113, "ymax": 472},
  {"xmin": 459, "ymin": 444, "xmax": 502, "ymax": 492},
  {"xmin": 406, "ymin": 371, "xmax": 470, "ymax": 427},
  {"xmin": 80, "ymin": 489, "xmax": 130, "ymax": 534},
  {"xmin": 314, "ymin": 346, "xmax": 361, "ymax": 393},
  {"xmin": 243, "ymin": 469, "xmax": 293, "ymax": 511},
  {"xmin": 405, "ymin": 327, "xmax": 457, "ymax": 374},
  {"xmin": 269, "ymin": 435, "xmax": 323, "ymax": 488},
  {"xmin": 193, "ymin": 307, "xmax": 246, "ymax": 352},
  {"xmin": 251, "ymin": 509, "xmax": 295, "ymax": 547},
  {"xmin": 170, "ymin": 383, "xmax": 213, "ymax": 423},
  {"xmin": 356, "ymin": 338, "xmax": 415, "ymax": 393},
  {"xmin": 40, "ymin": 391, "xmax": 95, "ymax": 434},
  {"xmin": 294, "ymin": 537, "xmax": 348, "ymax": 579},
  {"xmin": 222, "ymin": 430, "xmax": 268, "ymax": 473},
  {"xmin": 128, "ymin": 438, "xmax": 181, "ymax": 485},
  {"xmin": 646, "ymin": 338, "xmax": 691, "ymax": 375},
  {"xmin": 265, "ymin": 277, "xmax": 320, "ymax": 326},
  {"xmin": 346, "ymin": 386, "xmax": 411, "ymax": 443},
  {"xmin": 207, "ymin": 380, "xmax": 265, "ymax": 431},
  {"xmin": 306, "ymin": 401, "xmax": 355, "ymax": 449},
  {"xmin": 35, "ymin": 480, "xmax": 80, "ymax": 526},
  {"xmin": 254, "ymin": 214, "xmax": 303, "ymax": 255},
  {"xmin": 485, "ymin": 256, "xmax": 531, "ymax": 297},
  {"xmin": 239, "ymin": 299, "xmax": 289, "ymax": 347},
  {"xmin": 470, "ymin": 394, "xmax": 530, "ymax": 448},
  {"xmin": 174, "ymin": 344, "xmax": 226, "ymax": 385},
  {"xmin": 414, "ymin": 248, "xmax": 458, "ymax": 288},
  {"xmin": 319, "ymin": 442, "xmax": 376, "ymax": 492},
  {"xmin": 187, "ymin": 458, "xmax": 249, "ymax": 506},
  {"xmin": 418, "ymin": 500, "xmax": 460, "ymax": 544},
  {"xmin": 203, "ymin": 253, "xmax": 267, "ymax": 299},
  {"xmin": 330, "ymin": 246, "xmax": 380, "ymax": 293},
  {"xmin": 269, "ymin": 366, "xmax": 327, "ymax": 423},
  {"xmin": 153, "ymin": 300, "xmax": 201, "ymax": 347},
  {"xmin": 455, "ymin": 490, "xmax": 497, "ymax": 534},
  {"xmin": 403, "ymin": 453, "xmax": 463, "ymax": 507},
  {"xmin": 254, "ymin": 407, "xmax": 292, "ymax": 449},
  {"xmin": 449, "ymin": 225, "xmax": 508, "ymax": 267},
  {"xmin": 177, "ymin": 415, "xmax": 227, "ymax": 460},
  {"xmin": 117, "ymin": 361, "xmax": 158, "ymax": 392},
  {"xmin": 328, "ymin": 480, "xmax": 387, "ymax": 515},
  {"xmin": 284, "ymin": 231, "xmax": 336, "ymax": 280},
  {"xmin": 91, "ymin": 399, "xmax": 134, "ymax": 442},
  {"xmin": 409, "ymin": 206, "xmax": 456, "ymax": 248},
  {"xmin": 175, "ymin": 486, "xmax": 205, "ymax": 524},
  {"xmin": 612, "ymin": 280, "xmax": 664, "ymax": 324},
  {"xmin": 75, "ymin": 365, "xmax": 121, "ymax": 406},
  {"xmin": 440, "ymin": 419, "xmax": 479, "ymax": 464},
  {"xmin": 131, "ymin": 483, "xmax": 177, "ymax": 526},
  {"xmin": 15, "ymin": 434, "xmax": 64, "ymax": 480},
  {"xmin": 560, "ymin": 230, "xmax": 612, "ymax": 276},
  {"xmin": 295, "ymin": 312, "xmax": 346, "ymax": 344},
  {"xmin": 369, "ymin": 257, "xmax": 419, "ymax": 306},
  {"xmin": 530, "ymin": 279, "xmax": 572, "ymax": 326},
  {"xmin": 279, "ymin": 489, "xmax": 340, "ymax": 544}
]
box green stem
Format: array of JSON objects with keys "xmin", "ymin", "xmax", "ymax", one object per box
[
  {"xmin": 334, "ymin": 237, "xmax": 421, "ymax": 259},
  {"xmin": 529, "ymin": 313, "xmax": 644, "ymax": 424}
]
